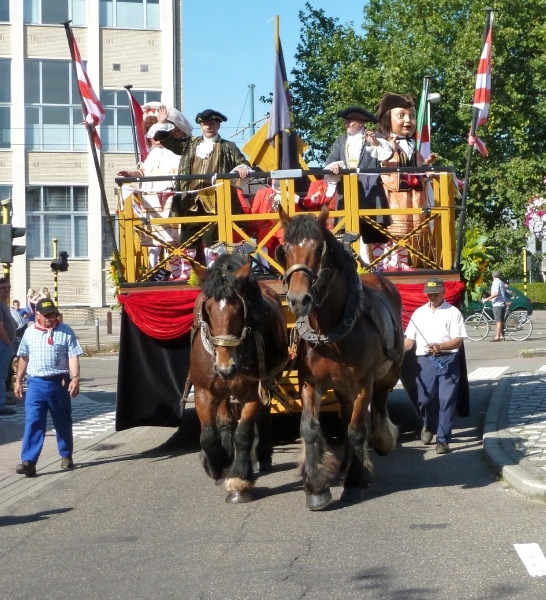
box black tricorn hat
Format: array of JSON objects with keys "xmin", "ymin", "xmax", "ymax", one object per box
[
  {"xmin": 337, "ymin": 106, "xmax": 378, "ymax": 123},
  {"xmin": 195, "ymin": 109, "xmax": 227, "ymax": 124},
  {"xmin": 375, "ymin": 93, "xmax": 416, "ymax": 119}
]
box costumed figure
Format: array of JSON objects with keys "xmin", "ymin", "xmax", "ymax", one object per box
[
  {"xmin": 154, "ymin": 107, "xmax": 251, "ymax": 267},
  {"xmin": 298, "ymin": 178, "xmax": 338, "ymax": 230},
  {"xmin": 250, "ymin": 179, "xmax": 299, "ymax": 269},
  {"xmin": 324, "ymin": 106, "xmax": 393, "ymax": 265},
  {"xmin": 376, "ymin": 93, "xmax": 437, "ymax": 268},
  {"xmin": 118, "ymin": 104, "xmax": 193, "ymax": 280}
]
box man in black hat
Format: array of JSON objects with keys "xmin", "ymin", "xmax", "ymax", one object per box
[
  {"xmin": 14, "ymin": 299, "xmax": 83, "ymax": 477},
  {"xmin": 403, "ymin": 278, "xmax": 467, "ymax": 454},
  {"xmin": 154, "ymin": 106, "xmax": 251, "ymax": 269},
  {"xmin": 324, "ymin": 105, "xmax": 393, "ymax": 258}
]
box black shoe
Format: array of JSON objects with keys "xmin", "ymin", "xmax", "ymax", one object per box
[
  {"xmin": 61, "ymin": 456, "xmax": 74, "ymax": 469},
  {"xmin": 0, "ymin": 406, "xmax": 16, "ymax": 415},
  {"xmin": 16, "ymin": 461, "xmax": 37, "ymax": 477},
  {"xmin": 421, "ymin": 427, "xmax": 434, "ymax": 445},
  {"xmin": 436, "ymin": 442, "xmax": 450, "ymax": 455}
]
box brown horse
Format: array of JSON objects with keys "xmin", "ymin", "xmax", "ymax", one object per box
[
  {"xmin": 276, "ymin": 205, "xmax": 404, "ymax": 510},
  {"xmin": 191, "ymin": 254, "xmax": 288, "ymax": 503}
]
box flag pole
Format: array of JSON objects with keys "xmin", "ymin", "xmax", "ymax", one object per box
[
  {"xmin": 416, "ymin": 75, "xmax": 430, "ymax": 154},
  {"xmin": 453, "ymin": 7, "xmax": 493, "ymax": 270},
  {"xmin": 274, "ymin": 15, "xmax": 280, "ymax": 169},
  {"xmin": 62, "ymin": 21, "xmax": 125, "ymax": 282},
  {"xmin": 124, "ymin": 84, "xmax": 140, "ymax": 165}
]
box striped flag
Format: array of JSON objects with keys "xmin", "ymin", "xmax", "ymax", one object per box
[
  {"xmin": 469, "ymin": 15, "xmax": 493, "ymax": 157},
  {"xmin": 125, "ymin": 89, "xmax": 149, "ymax": 162},
  {"xmin": 66, "ymin": 25, "xmax": 105, "ymax": 149},
  {"xmin": 416, "ymin": 79, "xmax": 431, "ymax": 160}
]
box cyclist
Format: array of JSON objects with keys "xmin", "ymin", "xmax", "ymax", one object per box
[{"xmin": 482, "ymin": 270, "xmax": 507, "ymax": 341}]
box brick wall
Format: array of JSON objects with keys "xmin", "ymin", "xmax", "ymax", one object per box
[
  {"xmin": 0, "ymin": 23, "xmax": 10, "ymax": 56},
  {"xmin": 28, "ymin": 260, "xmax": 90, "ymax": 306},
  {"xmin": 25, "ymin": 25, "xmax": 87, "ymax": 58},
  {"xmin": 0, "ymin": 151, "xmax": 12, "ymax": 182},
  {"xmin": 27, "ymin": 153, "xmax": 89, "ymax": 184}
]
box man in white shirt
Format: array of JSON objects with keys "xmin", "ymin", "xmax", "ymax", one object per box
[
  {"xmin": 403, "ymin": 278, "xmax": 467, "ymax": 454},
  {"xmin": 483, "ymin": 270, "xmax": 507, "ymax": 341}
]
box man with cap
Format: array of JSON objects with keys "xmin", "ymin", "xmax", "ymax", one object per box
[
  {"xmin": 376, "ymin": 93, "xmax": 437, "ymax": 265},
  {"xmin": 14, "ymin": 299, "xmax": 83, "ymax": 477},
  {"xmin": 482, "ymin": 270, "xmax": 507, "ymax": 341},
  {"xmin": 325, "ymin": 106, "xmax": 393, "ymax": 260},
  {"xmin": 154, "ymin": 106, "xmax": 251, "ymax": 267},
  {"xmin": 403, "ymin": 278, "xmax": 467, "ymax": 454},
  {"xmin": 118, "ymin": 105, "xmax": 192, "ymax": 279}
]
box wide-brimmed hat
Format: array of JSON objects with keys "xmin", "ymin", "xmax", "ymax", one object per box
[
  {"xmin": 196, "ymin": 109, "xmax": 227, "ymax": 124},
  {"xmin": 35, "ymin": 298, "xmax": 59, "ymax": 315},
  {"xmin": 423, "ymin": 277, "xmax": 445, "ymax": 295},
  {"xmin": 337, "ymin": 106, "xmax": 378, "ymax": 123},
  {"xmin": 376, "ymin": 93, "xmax": 416, "ymax": 119}
]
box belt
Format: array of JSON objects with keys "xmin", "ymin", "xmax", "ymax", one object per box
[{"xmin": 35, "ymin": 374, "xmax": 69, "ymax": 380}]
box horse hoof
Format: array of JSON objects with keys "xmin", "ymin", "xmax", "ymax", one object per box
[
  {"xmin": 305, "ymin": 490, "xmax": 332, "ymax": 511},
  {"xmin": 252, "ymin": 460, "xmax": 273, "ymax": 473},
  {"xmin": 340, "ymin": 487, "xmax": 366, "ymax": 503},
  {"xmin": 225, "ymin": 489, "xmax": 254, "ymax": 504}
]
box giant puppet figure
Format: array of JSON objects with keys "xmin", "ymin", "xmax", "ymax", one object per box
[
  {"xmin": 375, "ymin": 94, "xmax": 437, "ymax": 266},
  {"xmin": 117, "ymin": 103, "xmax": 193, "ymax": 279},
  {"xmin": 154, "ymin": 107, "xmax": 251, "ymax": 267}
]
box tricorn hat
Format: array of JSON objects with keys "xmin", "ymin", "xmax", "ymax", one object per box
[
  {"xmin": 423, "ymin": 277, "xmax": 445, "ymax": 295},
  {"xmin": 337, "ymin": 106, "xmax": 378, "ymax": 123},
  {"xmin": 196, "ymin": 109, "xmax": 227, "ymax": 124},
  {"xmin": 376, "ymin": 93, "xmax": 416, "ymax": 119},
  {"xmin": 35, "ymin": 298, "xmax": 59, "ymax": 315}
]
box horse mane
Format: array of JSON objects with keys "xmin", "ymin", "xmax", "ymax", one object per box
[
  {"xmin": 201, "ymin": 254, "xmax": 264, "ymax": 321},
  {"xmin": 284, "ymin": 214, "xmax": 356, "ymax": 273}
]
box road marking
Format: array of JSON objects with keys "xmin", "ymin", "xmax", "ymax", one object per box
[
  {"xmin": 514, "ymin": 543, "xmax": 546, "ymax": 577},
  {"xmin": 538, "ymin": 365, "xmax": 546, "ymax": 373},
  {"xmin": 467, "ymin": 366, "xmax": 509, "ymax": 381}
]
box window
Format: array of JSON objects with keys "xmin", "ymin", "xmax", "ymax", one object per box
[
  {"xmin": 100, "ymin": 89, "xmax": 160, "ymax": 152},
  {"xmin": 26, "ymin": 186, "xmax": 88, "ymax": 258},
  {"xmin": 25, "ymin": 59, "xmax": 87, "ymax": 151},
  {"xmin": 0, "ymin": 186, "xmax": 11, "ymax": 205},
  {"xmin": 0, "ymin": 59, "xmax": 10, "ymax": 149},
  {"xmin": 0, "ymin": 0, "xmax": 9, "ymax": 22},
  {"xmin": 102, "ymin": 215, "xmax": 119, "ymax": 258},
  {"xmin": 24, "ymin": 0, "xmax": 86, "ymax": 26},
  {"xmin": 100, "ymin": 0, "xmax": 159, "ymax": 29}
]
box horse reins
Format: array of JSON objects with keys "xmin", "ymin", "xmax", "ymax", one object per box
[{"xmin": 194, "ymin": 292, "xmax": 251, "ymax": 349}]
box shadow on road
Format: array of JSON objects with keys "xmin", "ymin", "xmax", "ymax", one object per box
[{"xmin": 0, "ymin": 507, "xmax": 73, "ymax": 527}]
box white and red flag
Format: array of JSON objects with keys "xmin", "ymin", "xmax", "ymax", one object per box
[
  {"xmin": 66, "ymin": 26, "xmax": 105, "ymax": 149},
  {"xmin": 469, "ymin": 15, "xmax": 493, "ymax": 157},
  {"xmin": 416, "ymin": 79, "xmax": 431, "ymax": 160},
  {"xmin": 125, "ymin": 90, "xmax": 149, "ymax": 162}
]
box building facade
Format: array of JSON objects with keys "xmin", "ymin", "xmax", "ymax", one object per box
[{"xmin": 0, "ymin": 0, "xmax": 181, "ymax": 307}]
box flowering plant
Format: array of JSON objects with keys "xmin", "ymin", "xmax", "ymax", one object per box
[{"xmin": 525, "ymin": 196, "xmax": 546, "ymax": 239}]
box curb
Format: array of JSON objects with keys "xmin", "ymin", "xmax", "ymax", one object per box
[
  {"xmin": 0, "ymin": 425, "xmax": 150, "ymax": 511},
  {"xmin": 483, "ymin": 373, "xmax": 546, "ymax": 502}
]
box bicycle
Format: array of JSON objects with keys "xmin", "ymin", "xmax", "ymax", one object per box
[{"xmin": 464, "ymin": 303, "xmax": 533, "ymax": 342}]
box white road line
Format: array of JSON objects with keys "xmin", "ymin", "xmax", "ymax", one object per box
[
  {"xmin": 538, "ymin": 365, "xmax": 546, "ymax": 373},
  {"xmin": 467, "ymin": 366, "xmax": 509, "ymax": 381},
  {"xmin": 514, "ymin": 543, "xmax": 546, "ymax": 577}
]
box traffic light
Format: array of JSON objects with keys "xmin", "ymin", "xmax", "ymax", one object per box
[
  {"xmin": 51, "ymin": 251, "xmax": 69, "ymax": 273},
  {"xmin": 0, "ymin": 224, "xmax": 26, "ymax": 263}
]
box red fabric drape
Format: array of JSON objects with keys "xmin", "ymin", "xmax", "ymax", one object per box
[
  {"xmin": 118, "ymin": 289, "xmax": 200, "ymax": 340},
  {"xmin": 395, "ymin": 281, "xmax": 466, "ymax": 328}
]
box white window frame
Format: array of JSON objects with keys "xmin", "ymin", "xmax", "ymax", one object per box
[
  {"xmin": 25, "ymin": 59, "xmax": 87, "ymax": 152},
  {"xmin": 26, "ymin": 185, "xmax": 89, "ymax": 259},
  {"xmin": 24, "ymin": 0, "xmax": 86, "ymax": 26},
  {"xmin": 99, "ymin": 0, "xmax": 160, "ymax": 30}
]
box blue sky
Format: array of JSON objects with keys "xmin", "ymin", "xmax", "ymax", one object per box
[{"xmin": 182, "ymin": 1, "xmax": 366, "ymax": 145}]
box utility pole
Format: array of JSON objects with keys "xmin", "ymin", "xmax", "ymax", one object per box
[{"xmin": 248, "ymin": 84, "xmax": 255, "ymax": 137}]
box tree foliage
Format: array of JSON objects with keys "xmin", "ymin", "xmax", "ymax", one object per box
[{"xmin": 290, "ymin": 1, "xmax": 546, "ymax": 231}]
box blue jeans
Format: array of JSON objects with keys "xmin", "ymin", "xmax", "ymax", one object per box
[
  {"xmin": 21, "ymin": 375, "xmax": 73, "ymax": 464},
  {"xmin": 416, "ymin": 353, "xmax": 460, "ymax": 444},
  {"xmin": 0, "ymin": 340, "xmax": 13, "ymax": 409}
]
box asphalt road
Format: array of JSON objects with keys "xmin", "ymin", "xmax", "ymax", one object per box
[{"xmin": 2, "ymin": 316, "xmax": 546, "ymax": 599}]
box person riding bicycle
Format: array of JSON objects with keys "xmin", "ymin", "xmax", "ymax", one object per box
[{"xmin": 482, "ymin": 270, "xmax": 507, "ymax": 341}]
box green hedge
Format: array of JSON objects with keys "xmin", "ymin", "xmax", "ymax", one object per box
[{"xmin": 511, "ymin": 283, "xmax": 546, "ymax": 304}]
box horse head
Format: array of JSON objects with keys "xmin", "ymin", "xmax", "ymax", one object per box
[
  {"xmin": 196, "ymin": 256, "xmax": 254, "ymax": 380},
  {"xmin": 277, "ymin": 204, "xmax": 330, "ymax": 317}
]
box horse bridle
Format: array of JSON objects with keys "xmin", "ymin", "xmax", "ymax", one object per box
[
  {"xmin": 195, "ymin": 292, "xmax": 251, "ymax": 350},
  {"xmin": 282, "ymin": 240, "xmax": 329, "ymax": 299}
]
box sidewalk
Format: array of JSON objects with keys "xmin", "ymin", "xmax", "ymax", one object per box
[{"xmin": 484, "ymin": 369, "xmax": 546, "ymax": 502}]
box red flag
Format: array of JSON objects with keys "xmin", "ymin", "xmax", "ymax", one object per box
[
  {"xmin": 66, "ymin": 26, "xmax": 105, "ymax": 149},
  {"xmin": 469, "ymin": 16, "xmax": 493, "ymax": 157},
  {"xmin": 126, "ymin": 90, "xmax": 149, "ymax": 162}
]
